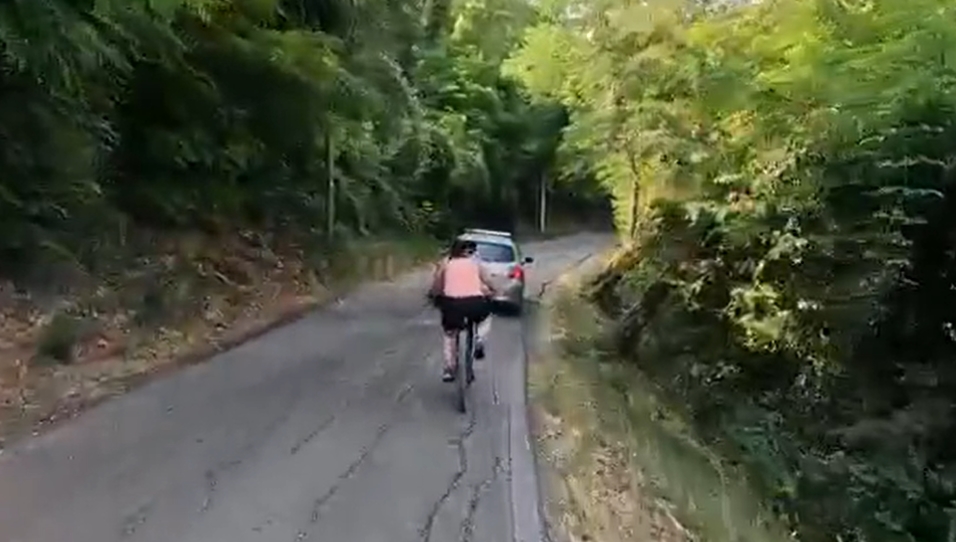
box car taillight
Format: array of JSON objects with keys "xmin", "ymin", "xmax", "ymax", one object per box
[{"xmin": 509, "ymin": 265, "xmax": 524, "ymax": 280}]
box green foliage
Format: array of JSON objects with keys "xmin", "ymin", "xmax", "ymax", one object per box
[
  {"xmin": 513, "ymin": 0, "xmax": 956, "ymax": 540},
  {"xmin": 0, "ymin": 0, "xmax": 608, "ymax": 280}
]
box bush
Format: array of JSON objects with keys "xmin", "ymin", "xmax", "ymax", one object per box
[{"xmin": 514, "ymin": 0, "xmax": 956, "ymax": 540}]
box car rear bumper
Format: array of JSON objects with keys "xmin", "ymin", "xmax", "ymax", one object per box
[{"xmin": 492, "ymin": 282, "xmax": 523, "ymax": 308}]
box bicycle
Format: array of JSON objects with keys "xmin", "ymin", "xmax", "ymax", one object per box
[
  {"xmin": 426, "ymin": 291, "xmax": 488, "ymax": 413},
  {"xmin": 452, "ymin": 316, "xmax": 478, "ymax": 413}
]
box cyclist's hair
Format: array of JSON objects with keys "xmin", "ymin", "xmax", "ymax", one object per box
[{"xmin": 449, "ymin": 239, "xmax": 476, "ymax": 258}]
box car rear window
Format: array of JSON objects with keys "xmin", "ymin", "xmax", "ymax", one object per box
[{"xmin": 474, "ymin": 241, "xmax": 515, "ymax": 263}]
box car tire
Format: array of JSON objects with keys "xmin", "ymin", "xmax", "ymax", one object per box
[
  {"xmin": 514, "ymin": 288, "xmax": 526, "ymax": 316},
  {"xmin": 504, "ymin": 297, "xmax": 523, "ymax": 317}
]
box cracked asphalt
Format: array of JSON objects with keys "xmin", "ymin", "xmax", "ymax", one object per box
[{"xmin": 0, "ymin": 233, "xmax": 611, "ymax": 542}]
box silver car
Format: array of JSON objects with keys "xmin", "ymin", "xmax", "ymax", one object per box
[{"xmin": 457, "ymin": 229, "xmax": 533, "ymax": 315}]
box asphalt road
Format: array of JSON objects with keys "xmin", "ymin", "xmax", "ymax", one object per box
[{"xmin": 0, "ymin": 233, "xmax": 610, "ymax": 542}]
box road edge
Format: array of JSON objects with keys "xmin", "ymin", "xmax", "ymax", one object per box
[{"xmin": 510, "ymin": 251, "xmax": 604, "ymax": 542}]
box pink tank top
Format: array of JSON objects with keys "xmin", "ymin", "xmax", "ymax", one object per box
[{"xmin": 442, "ymin": 257, "xmax": 484, "ymax": 297}]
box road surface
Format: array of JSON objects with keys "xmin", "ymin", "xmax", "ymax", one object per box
[{"xmin": 0, "ymin": 233, "xmax": 610, "ymax": 542}]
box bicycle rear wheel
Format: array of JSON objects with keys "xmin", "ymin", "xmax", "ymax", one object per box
[
  {"xmin": 464, "ymin": 322, "xmax": 476, "ymax": 384},
  {"xmin": 455, "ymin": 328, "xmax": 468, "ymax": 413}
]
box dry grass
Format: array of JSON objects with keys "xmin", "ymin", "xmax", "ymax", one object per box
[
  {"xmin": 0, "ymin": 234, "xmax": 437, "ymax": 449},
  {"xmin": 530, "ymin": 260, "xmax": 790, "ymax": 542},
  {"xmin": 529, "ymin": 258, "xmax": 691, "ymax": 542}
]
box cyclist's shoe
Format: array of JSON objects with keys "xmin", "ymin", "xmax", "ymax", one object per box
[
  {"xmin": 442, "ymin": 367, "xmax": 456, "ymax": 382},
  {"xmin": 475, "ymin": 341, "xmax": 485, "ymax": 360}
]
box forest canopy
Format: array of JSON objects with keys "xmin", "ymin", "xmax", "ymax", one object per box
[
  {"xmin": 509, "ymin": 0, "xmax": 956, "ymax": 540},
  {"xmin": 0, "ymin": 0, "xmax": 609, "ymax": 280}
]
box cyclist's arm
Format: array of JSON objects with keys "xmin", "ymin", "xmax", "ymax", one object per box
[{"xmin": 429, "ymin": 259, "xmax": 446, "ymax": 297}]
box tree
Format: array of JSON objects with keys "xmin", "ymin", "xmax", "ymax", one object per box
[
  {"xmin": 0, "ymin": 0, "xmax": 607, "ymax": 276},
  {"xmin": 511, "ymin": 0, "xmax": 956, "ymax": 540}
]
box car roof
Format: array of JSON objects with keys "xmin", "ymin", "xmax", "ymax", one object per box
[
  {"xmin": 462, "ymin": 228, "xmax": 511, "ymax": 238},
  {"xmin": 457, "ymin": 232, "xmax": 517, "ymax": 248}
]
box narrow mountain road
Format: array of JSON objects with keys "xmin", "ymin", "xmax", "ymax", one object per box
[{"xmin": 0, "ymin": 233, "xmax": 612, "ymax": 542}]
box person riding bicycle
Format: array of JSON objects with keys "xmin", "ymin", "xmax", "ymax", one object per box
[{"xmin": 429, "ymin": 238, "xmax": 496, "ymax": 382}]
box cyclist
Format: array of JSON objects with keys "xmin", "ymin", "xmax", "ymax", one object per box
[{"xmin": 429, "ymin": 238, "xmax": 496, "ymax": 382}]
